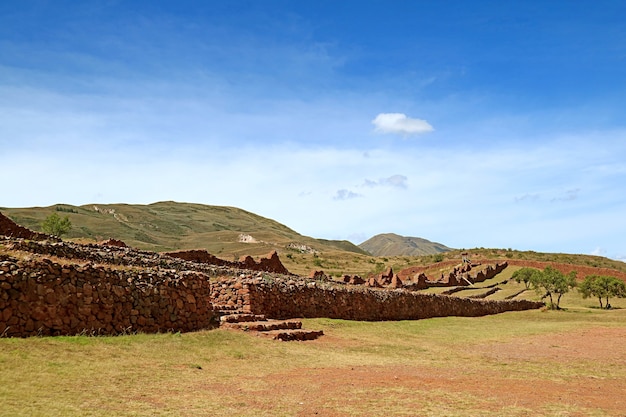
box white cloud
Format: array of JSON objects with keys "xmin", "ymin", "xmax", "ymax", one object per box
[
  {"xmin": 514, "ymin": 193, "xmax": 541, "ymax": 203},
  {"xmin": 363, "ymin": 175, "xmax": 408, "ymax": 189},
  {"xmin": 333, "ymin": 189, "xmax": 363, "ymax": 201},
  {"xmin": 551, "ymin": 188, "xmax": 580, "ymax": 203},
  {"xmin": 590, "ymin": 247, "xmax": 605, "ymax": 256},
  {"xmin": 372, "ymin": 113, "xmax": 434, "ymax": 136}
]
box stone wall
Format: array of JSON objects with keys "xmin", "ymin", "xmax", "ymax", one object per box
[
  {"xmin": 5, "ymin": 238, "xmax": 235, "ymax": 276},
  {"xmin": 211, "ymin": 275, "xmax": 255, "ymax": 311},
  {"xmin": 0, "ymin": 255, "xmax": 215, "ymax": 337},
  {"xmin": 212, "ymin": 276, "xmax": 544, "ymax": 321},
  {"xmin": 0, "ymin": 212, "xmax": 54, "ymax": 241},
  {"xmin": 165, "ymin": 249, "xmax": 291, "ymax": 275}
]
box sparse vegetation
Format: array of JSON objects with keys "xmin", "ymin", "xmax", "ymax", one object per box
[
  {"xmin": 512, "ymin": 267, "xmax": 540, "ymax": 289},
  {"xmin": 579, "ymin": 275, "xmax": 626, "ymax": 309},
  {"xmin": 41, "ymin": 212, "xmax": 72, "ymax": 237},
  {"xmin": 55, "ymin": 206, "xmax": 78, "ymax": 213},
  {"xmin": 532, "ymin": 266, "xmax": 577, "ymax": 310}
]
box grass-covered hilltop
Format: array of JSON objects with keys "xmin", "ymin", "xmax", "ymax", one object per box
[{"xmin": 3, "ymin": 201, "xmax": 626, "ymax": 279}]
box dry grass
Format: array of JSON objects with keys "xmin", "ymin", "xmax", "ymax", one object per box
[{"xmin": 1, "ymin": 301, "xmax": 625, "ymax": 416}]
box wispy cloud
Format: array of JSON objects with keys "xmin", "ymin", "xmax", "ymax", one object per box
[
  {"xmin": 363, "ymin": 175, "xmax": 408, "ymax": 189},
  {"xmin": 551, "ymin": 188, "xmax": 580, "ymax": 203},
  {"xmin": 333, "ymin": 189, "xmax": 363, "ymax": 201},
  {"xmin": 372, "ymin": 113, "xmax": 434, "ymax": 136},
  {"xmin": 514, "ymin": 193, "xmax": 541, "ymax": 203}
]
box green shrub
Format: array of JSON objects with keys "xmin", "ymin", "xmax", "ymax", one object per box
[{"xmin": 41, "ymin": 213, "xmax": 72, "ymax": 237}]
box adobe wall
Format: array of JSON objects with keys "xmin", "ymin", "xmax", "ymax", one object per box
[{"xmin": 0, "ymin": 255, "xmax": 215, "ymax": 337}]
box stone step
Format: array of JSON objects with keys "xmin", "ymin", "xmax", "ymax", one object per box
[
  {"xmin": 222, "ymin": 319, "xmax": 302, "ymax": 332},
  {"xmin": 220, "ymin": 313, "xmax": 267, "ymax": 324},
  {"xmin": 258, "ymin": 329, "xmax": 324, "ymax": 341}
]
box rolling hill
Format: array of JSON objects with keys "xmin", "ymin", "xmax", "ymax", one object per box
[
  {"xmin": 359, "ymin": 233, "xmax": 452, "ymax": 256},
  {"xmin": 0, "ymin": 201, "xmax": 367, "ymax": 258},
  {"xmin": 4, "ymin": 202, "xmax": 626, "ymax": 279}
]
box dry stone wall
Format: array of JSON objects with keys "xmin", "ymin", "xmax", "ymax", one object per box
[
  {"xmin": 0, "ymin": 212, "xmax": 54, "ymax": 241},
  {"xmin": 0, "ymin": 211, "xmax": 545, "ymax": 338},
  {"xmin": 212, "ymin": 276, "xmax": 543, "ymax": 321},
  {"xmin": 165, "ymin": 249, "xmax": 291, "ymax": 275},
  {"xmin": 0, "ymin": 255, "xmax": 215, "ymax": 337},
  {"xmin": 5, "ymin": 238, "xmax": 239, "ymax": 276}
]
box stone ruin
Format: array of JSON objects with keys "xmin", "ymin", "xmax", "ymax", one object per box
[
  {"xmin": 165, "ymin": 249, "xmax": 290, "ymax": 275},
  {"xmin": 212, "ymin": 274, "xmax": 543, "ymax": 322},
  {"xmin": 0, "ymin": 210, "xmax": 545, "ymax": 338},
  {"xmin": 336, "ymin": 261, "xmax": 508, "ymax": 292},
  {"xmin": 100, "ymin": 238, "xmax": 128, "ymax": 248},
  {"xmin": 0, "ymin": 212, "xmax": 55, "ymax": 242}
]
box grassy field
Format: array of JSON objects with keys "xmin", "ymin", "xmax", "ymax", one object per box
[
  {"xmin": 3, "ymin": 204, "xmax": 626, "ymax": 415},
  {"xmin": 1, "ymin": 292, "xmax": 625, "ymax": 416}
]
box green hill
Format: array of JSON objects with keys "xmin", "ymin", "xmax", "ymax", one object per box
[
  {"xmin": 359, "ymin": 233, "xmax": 452, "ymax": 256},
  {"xmin": 4, "ymin": 202, "xmax": 626, "ymax": 279},
  {"xmin": 0, "ymin": 201, "xmax": 367, "ymax": 259}
]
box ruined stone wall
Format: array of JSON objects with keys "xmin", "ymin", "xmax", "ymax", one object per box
[
  {"xmin": 166, "ymin": 249, "xmax": 291, "ymax": 275},
  {"xmin": 0, "ymin": 256, "xmax": 215, "ymax": 337},
  {"xmin": 0, "ymin": 212, "xmax": 54, "ymax": 241},
  {"xmin": 214, "ymin": 277, "xmax": 543, "ymax": 321},
  {"xmin": 5, "ymin": 238, "xmax": 231, "ymax": 276}
]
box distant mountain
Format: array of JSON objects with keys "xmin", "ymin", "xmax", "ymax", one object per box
[
  {"xmin": 359, "ymin": 233, "xmax": 452, "ymax": 256},
  {"xmin": 0, "ymin": 201, "xmax": 367, "ymax": 257}
]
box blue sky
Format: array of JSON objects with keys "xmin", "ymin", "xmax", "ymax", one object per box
[{"xmin": 1, "ymin": 1, "xmax": 626, "ymax": 259}]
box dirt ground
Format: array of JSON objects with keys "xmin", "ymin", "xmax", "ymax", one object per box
[{"xmin": 212, "ymin": 327, "xmax": 626, "ymax": 416}]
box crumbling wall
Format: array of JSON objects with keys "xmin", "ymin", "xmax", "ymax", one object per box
[
  {"xmin": 166, "ymin": 249, "xmax": 290, "ymax": 275},
  {"xmin": 0, "ymin": 256, "xmax": 215, "ymax": 337},
  {"xmin": 212, "ymin": 276, "xmax": 543, "ymax": 321},
  {"xmin": 0, "ymin": 212, "xmax": 53, "ymax": 241}
]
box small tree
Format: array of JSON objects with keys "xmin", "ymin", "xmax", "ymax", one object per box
[
  {"xmin": 41, "ymin": 212, "xmax": 72, "ymax": 237},
  {"xmin": 512, "ymin": 267, "xmax": 541, "ymax": 289},
  {"xmin": 579, "ymin": 275, "xmax": 626, "ymax": 309},
  {"xmin": 532, "ymin": 266, "xmax": 577, "ymax": 310},
  {"xmin": 579, "ymin": 275, "xmax": 605, "ymax": 308}
]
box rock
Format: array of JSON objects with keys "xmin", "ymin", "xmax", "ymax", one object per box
[{"xmin": 390, "ymin": 274, "xmax": 403, "ymax": 289}]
